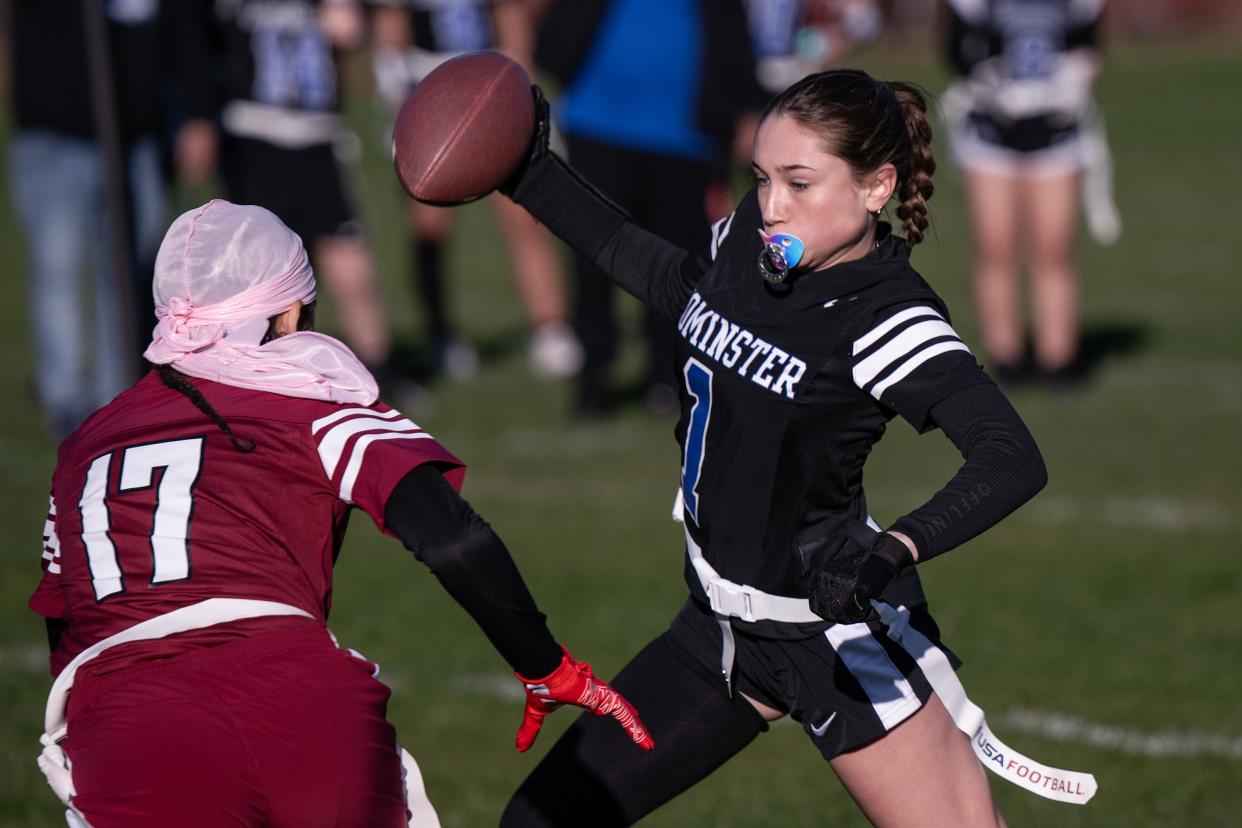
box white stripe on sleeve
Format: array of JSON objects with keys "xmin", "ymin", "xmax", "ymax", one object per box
[
  {"xmin": 853, "ymin": 318, "xmax": 965, "ymax": 388},
  {"xmin": 870, "ymin": 340, "xmax": 972, "ymax": 399},
  {"xmin": 852, "ymin": 306, "xmax": 944, "ymax": 356},
  {"xmin": 709, "ymin": 211, "xmax": 736, "ymax": 261},
  {"xmin": 338, "ymin": 432, "xmax": 436, "ymax": 503},
  {"xmin": 317, "ymin": 413, "xmax": 421, "ymax": 480},
  {"xmin": 311, "ymin": 406, "xmax": 401, "ymax": 435}
]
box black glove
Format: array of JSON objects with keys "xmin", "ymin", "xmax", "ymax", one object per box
[
  {"xmin": 809, "ymin": 533, "xmax": 915, "ymax": 624},
  {"xmin": 499, "ymin": 85, "xmax": 552, "ymax": 197}
]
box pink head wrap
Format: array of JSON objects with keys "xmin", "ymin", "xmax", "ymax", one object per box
[{"xmin": 144, "ymin": 200, "xmax": 378, "ymax": 404}]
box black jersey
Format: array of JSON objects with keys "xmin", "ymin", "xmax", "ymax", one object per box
[
  {"xmin": 944, "ymin": 0, "xmax": 1103, "ymax": 150},
  {"xmin": 659, "ymin": 192, "xmax": 991, "ymax": 617},
  {"xmin": 509, "ymin": 152, "xmax": 1044, "ymax": 638},
  {"xmin": 214, "ymin": 0, "xmax": 341, "ymax": 113},
  {"xmin": 945, "ymin": 0, "xmax": 1102, "ymax": 80},
  {"xmin": 369, "ymin": 0, "xmax": 498, "ymax": 83},
  {"xmin": 408, "ymin": 0, "xmax": 497, "ymax": 53},
  {"xmin": 11, "ymin": 0, "xmax": 214, "ymax": 141},
  {"xmin": 371, "ymin": 0, "xmax": 497, "ymax": 53}
]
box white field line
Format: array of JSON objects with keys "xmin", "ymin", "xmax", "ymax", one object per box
[
  {"xmin": 1021, "ymin": 494, "xmax": 1237, "ymax": 533},
  {"xmin": 887, "ymin": 490, "xmax": 1238, "ymax": 533},
  {"xmin": 440, "ymin": 672, "xmax": 1242, "ymax": 761},
  {"xmin": 451, "ymin": 672, "xmax": 525, "ymax": 702},
  {"xmin": 11, "ymin": 648, "xmax": 1241, "ymax": 761},
  {"xmin": 997, "ymin": 707, "xmax": 1242, "ymax": 760}
]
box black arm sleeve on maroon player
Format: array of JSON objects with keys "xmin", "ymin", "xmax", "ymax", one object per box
[
  {"xmin": 46, "ymin": 617, "xmax": 66, "ymax": 653},
  {"xmin": 888, "ymin": 382, "xmax": 1047, "ymax": 561},
  {"xmin": 384, "ymin": 465, "xmax": 562, "ymax": 678},
  {"xmin": 508, "ymin": 152, "xmax": 703, "ymax": 321}
]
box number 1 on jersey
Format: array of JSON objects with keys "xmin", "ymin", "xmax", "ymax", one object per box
[{"xmin": 681, "ymin": 358, "xmax": 714, "ymax": 525}]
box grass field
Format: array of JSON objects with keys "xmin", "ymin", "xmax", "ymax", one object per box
[{"xmin": 2, "ymin": 37, "xmax": 1241, "ymax": 827}]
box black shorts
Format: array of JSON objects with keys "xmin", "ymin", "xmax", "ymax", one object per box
[
  {"xmin": 219, "ymin": 135, "xmax": 360, "ymax": 245},
  {"xmin": 950, "ymin": 110, "xmax": 1087, "ymax": 176},
  {"xmin": 665, "ymin": 596, "xmax": 961, "ymax": 760}
]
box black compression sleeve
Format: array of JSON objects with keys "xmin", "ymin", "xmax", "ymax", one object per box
[
  {"xmin": 384, "ymin": 465, "xmax": 562, "ymax": 678},
  {"xmin": 508, "ymin": 152, "xmax": 702, "ymax": 321},
  {"xmin": 46, "ymin": 617, "xmax": 66, "ymax": 653},
  {"xmin": 888, "ymin": 383, "xmax": 1047, "ymax": 560}
]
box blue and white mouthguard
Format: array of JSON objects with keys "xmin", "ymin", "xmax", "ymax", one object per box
[{"xmin": 757, "ymin": 231, "xmax": 805, "ymax": 284}]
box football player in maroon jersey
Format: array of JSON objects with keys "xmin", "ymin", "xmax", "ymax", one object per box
[{"xmin": 30, "ymin": 200, "xmax": 651, "ymax": 828}]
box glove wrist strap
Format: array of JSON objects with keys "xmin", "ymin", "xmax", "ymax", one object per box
[{"xmin": 872, "ymin": 533, "xmax": 916, "ymax": 570}]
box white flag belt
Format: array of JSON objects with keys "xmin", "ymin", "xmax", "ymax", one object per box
[
  {"xmin": 672, "ymin": 490, "xmax": 1098, "ymax": 804},
  {"xmin": 872, "ymin": 600, "xmax": 1097, "ymax": 805}
]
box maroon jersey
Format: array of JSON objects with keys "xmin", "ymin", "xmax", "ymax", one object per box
[{"xmin": 30, "ymin": 371, "xmax": 464, "ymax": 676}]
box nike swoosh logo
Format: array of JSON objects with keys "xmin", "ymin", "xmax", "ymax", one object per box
[{"xmin": 810, "ymin": 712, "xmax": 838, "ymax": 737}]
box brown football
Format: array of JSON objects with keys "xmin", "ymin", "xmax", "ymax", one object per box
[{"xmin": 392, "ymin": 52, "xmax": 535, "ymax": 204}]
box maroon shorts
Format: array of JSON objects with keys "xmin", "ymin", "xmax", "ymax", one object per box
[{"xmin": 63, "ymin": 622, "xmax": 409, "ymax": 827}]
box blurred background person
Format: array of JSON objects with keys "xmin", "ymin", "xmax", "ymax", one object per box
[
  {"xmin": 204, "ymin": 0, "xmax": 420, "ymax": 402},
  {"xmin": 7, "ymin": 0, "xmax": 215, "ymax": 438},
  {"xmin": 941, "ymin": 0, "xmax": 1119, "ymax": 388},
  {"xmin": 705, "ymin": 0, "xmax": 883, "ymax": 217},
  {"xmin": 534, "ymin": 0, "xmax": 764, "ymax": 416},
  {"xmin": 746, "ymin": 0, "xmax": 883, "ymax": 96},
  {"xmin": 371, "ymin": 0, "xmax": 583, "ymax": 383}
]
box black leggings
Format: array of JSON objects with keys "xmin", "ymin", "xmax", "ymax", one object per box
[{"xmin": 500, "ymin": 632, "xmax": 766, "ymax": 827}]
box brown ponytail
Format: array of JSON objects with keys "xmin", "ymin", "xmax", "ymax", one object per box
[
  {"xmin": 762, "ymin": 69, "xmax": 937, "ymax": 247},
  {"xmin": 888, "ymin": 81, "xmax": 935, "ymax": 246}
]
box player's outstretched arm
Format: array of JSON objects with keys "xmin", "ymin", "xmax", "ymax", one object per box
[
  {"xmin": 385, "ymin": 464, "xmax": 562, "ymax": 677},
  {"xmin": 515, "ymin": 647, "xmax": 654, "ymax": 753},
  {"xmin": 499, "ymin": 87, "xmax": 702, "ymax": 322},
  {"xmin": 383, "ymin": 465, "xmax": 653, "ymax": 751}
]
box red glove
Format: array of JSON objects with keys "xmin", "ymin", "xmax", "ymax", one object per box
[{"xmin": 514, "ymin": 647, "xmax": 654, "ymax": 753}]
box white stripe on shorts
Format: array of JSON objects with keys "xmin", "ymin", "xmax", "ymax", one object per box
[{"xmin": 825, "ymin": 622, "xmax": 921, "ymax": 730}]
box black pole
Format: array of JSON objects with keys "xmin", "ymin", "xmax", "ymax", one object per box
[{"xmin": 81, "ymin": 0, "xmax": 138, "ymax": 382}]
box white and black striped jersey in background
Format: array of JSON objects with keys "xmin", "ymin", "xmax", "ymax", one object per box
[
  {"xmin": 213, "ymin": 0, "xmax": 347, "ymax": 147},
  {"xmin": 369, "ymin": 0, "xmax": 497, "ymax": 53},
  {"xmin": 946, "ymin": 0, "xmax": 1104, "ymax": 79}
]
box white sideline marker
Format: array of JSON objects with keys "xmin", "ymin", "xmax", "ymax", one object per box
[
  {"xmin": 998, "ymin": 708, "xmax": 1242, "ymax": 760},
  {"xmin": 1026, "ymin": 495, "xmax": 1236, "ymax": 532}
]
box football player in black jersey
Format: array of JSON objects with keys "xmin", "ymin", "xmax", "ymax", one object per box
[
  {"xmin": 492, "ymin": 69, "xmax": 1053, "ymax": 827},
  {"xmin": 941, "ymin": 0, "xmax": 1117, "ymax": 387}
]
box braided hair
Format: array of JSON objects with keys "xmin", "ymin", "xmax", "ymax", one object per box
[
  {"xmin": 155, "ymin": 364, "xmax": 256, "ymax": 453},
  {"xmin": 762, "ymin": 69, "xmax": 937, "ymax": 246}
]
